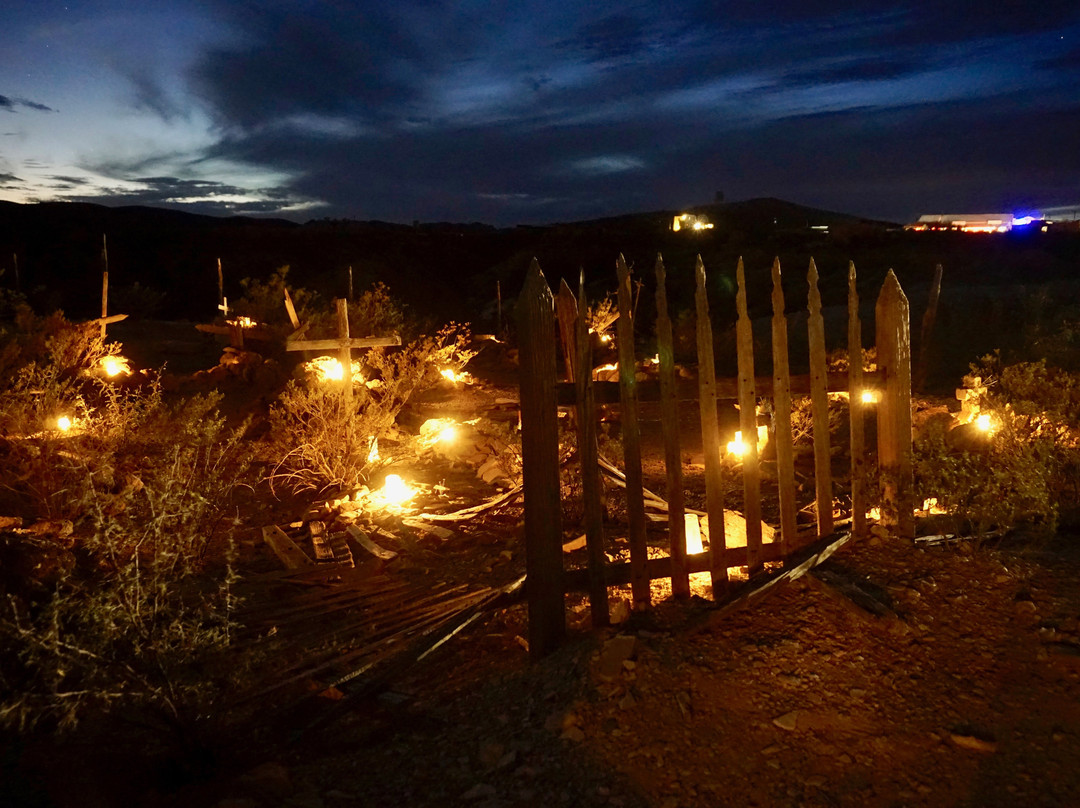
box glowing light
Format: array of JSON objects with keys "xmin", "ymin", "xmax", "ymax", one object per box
[
  {"xmin": 380, "ymin": 474, "xmax": 414, "ymax": 506},
  {"xmin": 727, "ymin": 431, "xmax": 748, "ymax": 456},
  {"xmin": 305, "ymin": 355, "xmax": 362, "ymax": 384},
  {"xmin": 440, "ymin": 367, "xmax": 471, "ymax": 384},
  {"xmin": 227, "ymin": 316, "xmax": 257, "ymax": 328},
  {"xmin": 599, "ymin": 333, "xmax": 613, "ymax": 344},
  {"xmin": 976, "ymin": 413, "xmax": 993, "ymax": 432},
  {"xmin": 56, "ymin": 415, "xmax": 72, "ymax": 432},
  {"xmin": 867, "ymin": 507, "xmax": 881, "ymax": 521},
  {"xmin": 419, "ymin": 418, "xmax": 460, "ymax": 448},
  {"xmin": 100, "ymin": 355, "xmax": 132, "ymax": 378},
  {"xmin": 685, "ymin": 514, "xmax": 704, "ymax": 554},
  {"xmin": 860, "ymin": 390, "xmax": 879, "ymax": 404},
  {"xmin": 367, "ymin": 438, "xmax": 380, "ymax": 463},
  {"xmin": 922, "ymin": 497, "xmax": 947, "ymax": 515},
  {"xmin": 1011, "ymin": 216, "xmax": 1034, "ymax": 227}
]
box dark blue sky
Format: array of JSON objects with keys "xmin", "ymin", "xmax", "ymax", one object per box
[{"xmin": 2, "ymin": 1, "xmax": 1079, "ymax": 224}]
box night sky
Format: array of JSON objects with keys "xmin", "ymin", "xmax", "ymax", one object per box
[{"xmin": 2, "ymin": 1, "xmax": 1079, "ymax": 226}]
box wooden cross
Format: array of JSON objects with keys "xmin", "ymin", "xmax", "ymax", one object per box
[
  {"xmin": 218, "ymin": 296, "xmax": 230, "ymax": 318},
  {"xmin": 285, "ymin": 298, "xmax": 401, "ymax": 405}
]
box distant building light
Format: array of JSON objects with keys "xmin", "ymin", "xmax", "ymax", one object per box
[{"xmin": 673, "ymin": 213, "xmax": 714, "ymax": 232}]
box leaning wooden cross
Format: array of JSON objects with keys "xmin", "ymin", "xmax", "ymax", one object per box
[{"xmin": 285, "ymin": 298, "xmax": 401, "ymax": 405}]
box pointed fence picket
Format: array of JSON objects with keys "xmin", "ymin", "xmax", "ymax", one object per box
[{"xmin": 521, "ymin": 254, "xmax": 914, "ymax": 656}]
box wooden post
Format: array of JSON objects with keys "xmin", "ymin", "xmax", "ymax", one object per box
[
  {"xmin": 616, "ymin": 254, "xmax": 650, "ymax": 610},
  {"xmin": 848, "ymin": 262, "xmax": 867, "ymax": 538},
  {"xmin": 284, "ymin": 287, "xmax": 301, "ymax": 331},
  {"xmin": 807, "ymin": 258, "xmax": 834, "ymax": 537},
  {"xmin": 100, "ymin": 235, "xmax": 109, "ymax": 339},
  {"xmin": 496, "ymin": 280, "xmax": 503, "ymax": 336},
  {"xmin": 518, "ymin": 259, "xmax": 566, "ymax": 656},
  {"xmin": 12, "ymin": 253, "xmax": 18, "ymax": 292},
  {"xmin": 555, "ymin": 279, "xmax": 578, "ymax": 382},
  {"xmin": 696, "ymin": 256, "xmax": 728, "ymax": 595},
  {"xmin": 735, "ymin": 258, "xmax": 763, "ymax": 573},
  {"xmin": 217, "ymin": 257, "xmax": 224, "ymax": 310},
  {"xmin": 914, "ymin": 263, "xmax": 943, "ymax": 392},
  {"xmin": 655, "ymin": 255, "xmax": 688, "ymax": 597},
  {"xmin": 876, "ymin": 270, "xmax": 914, "ymax": 538},
  {"xmin": 348, "ymin": 265, "xmax": 354, "ymax": 303},
  {"xmin": 770, "ymin": 258, "xmax": 797, "ymax": 555},
  {"xmin": 335, "ymin": 298, "xmax": 354, "ymax": 408},
  {"xmin": 575, "ymin": 270, "xmax": 608, "ymax": 626}
]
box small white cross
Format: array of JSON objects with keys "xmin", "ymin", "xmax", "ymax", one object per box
[{"xmin": 218, "ymin": 297, "xmax": 229, "ymax": 317}]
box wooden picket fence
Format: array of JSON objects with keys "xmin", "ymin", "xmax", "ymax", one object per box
[{"xmin": 518, "ymin": 254, "xmax": 914, "ymax": 657}]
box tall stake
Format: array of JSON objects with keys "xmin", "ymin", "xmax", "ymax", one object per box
[
  {"xmin": 655, "ymin": 255, "xmax": 688, "ymax": 597},
  {"xmin": 575, "ymin": 270, "xmax": 608, "ymax": 626},
  {"xmin": 770, "ymin": 258, "xmax": 797, "ymax": 554},
  {"xmin": 348, "ymin": 266, "xmax": 354, "ymax": 303},
  {"xmin": 217, "ymin": 257, "xmax": 224, "ymax": 308},
  {"xmin": 807, "ymin": 258, "xmax": 834, "ymax": 537},
  {"xmin": 876, "ymin": 270, "xmax": 914, "ymax": 538},
  {"xmin": 518, "ymin": 259, "xmax": 566, "ymax": 656},
  {"xmin": 616, "ymin": 254, "xmax": 650, "ymax": 610},
  {"xmin": 12, "ymin": 253, "xmax": 18, "ymax": 292},
  {"xmin": 695, "ymin": 257, "xmax": 728, "ymax": 595},
  {"xmin": 100, "ymin": 234, "xmax": 109, "ymax": 339},
  {"xmin": 335, "ymin": 298, "xmax": 354, "ymax": 409},
  {"xmin": 848, "ymin": 262, "xmax": 867, "ymax": 538},
  {"xmin": 735, "ymin": 258, "xmax": 763, "ymax": 572}
]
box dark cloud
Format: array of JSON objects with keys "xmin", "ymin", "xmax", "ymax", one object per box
[
  {"xmin": 0, "ymin": 172, "xmax": 22, "ymax": 187},
  {"xmin": 0, "ymin": 94, "xmax": 56, "ymax": 113},
  {"xmin": 36, "ymin": 1, "xmax": 1076, "ymax": 225}
]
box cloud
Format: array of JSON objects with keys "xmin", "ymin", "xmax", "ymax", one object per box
[
  {"xmin": 0, "ymin": 94, "xmax": 56, "ymax": 113},
  {"xmin": 0, "ymin": 172, "xmax": 22, "ymax": 188}
]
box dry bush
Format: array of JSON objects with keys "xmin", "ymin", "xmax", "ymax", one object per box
[
  {"xmin": 0, "ymin": 311, "xmax": 253, "ymax": 745},
  {"xmin": 267, "ymin": 323, "xmax": 473, "ymax": 495}
]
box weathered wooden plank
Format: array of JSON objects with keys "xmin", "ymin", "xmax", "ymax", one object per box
[
  {"xmin": 100, "ymin": 268, "xmax": 109, "ymax": 339},
  {"xmin": 89, "ymin": 313, "xmax": 128, "ymax": 327},
  {"xmin": 555, "ymin": 279, "xmax": 579, "ymax": 383},
  {"xmin": 616, "ymin": 254, "xmax": 650, "ymax": 610},
  {"xmin": 655, "ymin": 255, "xmax": 689, "ymax": 597},
  {"xmin": 336, "ymin": 298, "xmax": 354, "ymax": 407},
  {"xmin": 347, "ymin": 525, "xmax": 398, "ymax": 560},
  {"xmin": 807, "ymin": 258, "xmax": 834, "ymax": 537},
  {"xmin": 876, "ymin": 270, "xmax": 914, "ymax": 538},
  {"xmin": 561, "ymin": 532, "xmax": 825, "ymax": 593},
  {"xmin": 696, "ymin": 256, "xmax": 728, "ymax": 596},
  {"xmin": 284, "ymin": 336, "xmax": 401, "ymax": 351},
  {"xmin": 735, "ymin": 258, "xmax": 763, "ymax": 573},
  {"xmin": 518, "ymin": 259, "xmax": 566, "ymax": 656},
  {"xmin": 284, "ymin": 286, "xmax": 301, "ymax": 330},
  {"xmin": 262, "ymin": 525, "xmax": 316, "ymax": 570},
  {"xmin": 848, "ymin": 262, "xmax": 867, "ymax": 538},
  {"xmin": 556, "ymin": 371, "xmax": 882, "ymax": 406},
  {"xmin": 914, "ymin": 263, "xmax": 943, "ymax": 392},
  {"xmin": 575, "ymin": 270, "xmax": 609, "ymax": 627},
  {"xmin": 770, "ymin": 258, "xmax": 797, "ymax": 555}
]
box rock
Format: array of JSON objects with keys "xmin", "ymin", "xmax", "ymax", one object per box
[
  {"xmin": 461, "ymin": 783, "xmax": 497, "ymax": 801},
  {"xmin": 773, "ymin": 710, "xmax": 800, "ymax": 731},
  {"xmin": 950, "ymin": 733, "xmax": 997, "ymax": 753},
  {"xmin": 237, "ymin": 762, "xmax": 293, "ymax": 800},
  {"xmin": 596, "ymin": 634, "xmax": 637, "ymax": 681},
  {"xmin": 561, "ymin": 726, "xmax": 585, "ymax": 742},
  {"xmin": 610, "ymin": 599, "xmax": 632, "ymax": 624},
  {"xmin": 478, "ymin": 742, "xmax": 505, "ymax": 769}
]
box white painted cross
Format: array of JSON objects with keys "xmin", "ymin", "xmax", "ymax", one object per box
[{"xmin": 218, "ymin": 296, "xmax": 230, "ymax": 318}]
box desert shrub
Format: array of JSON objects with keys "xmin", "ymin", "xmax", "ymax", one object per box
[
  {"xmin": 234, "ymin": 265, "xmax": 325, "ymax": 332},
  {"xmin": 0, "ymin": 388, "xmax": 251, "ymax": 743},
  {"xmin": 0, "ymin": 310, "xmax": 252, "ymax": 743},
  {"xmin": 349, "ymin": 281, "xmax": 406, "ymax": 337},
  {"xmin": 267, "ymin": 323, "xmax": 473, "ymax": 495},
  {"xmin": 913, "ymin": 417, "xmax": 1058, "ymax": 539}
]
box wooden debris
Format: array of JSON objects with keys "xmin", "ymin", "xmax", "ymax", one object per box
[
  {"xmin": 262, "ymin": 525, "xmax": 316, "ymax": 570},
  {"xmin": 309, "ymin": 521, "xmax": 334, "ymax": 561},
  {"xmin": 346, "ymin": 526, "xmax": 398, "ymax": 560}
]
